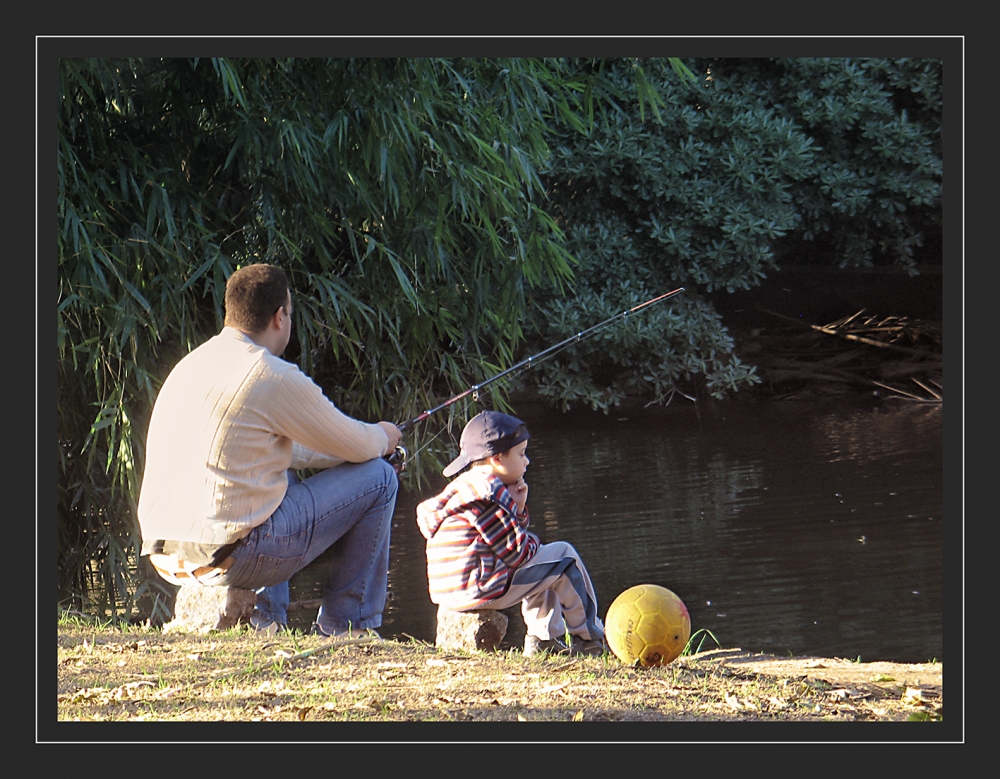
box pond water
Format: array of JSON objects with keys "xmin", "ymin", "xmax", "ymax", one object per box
[{"xmin": 287, "ymin": 398, "xmax": 945, "ymax": 664}]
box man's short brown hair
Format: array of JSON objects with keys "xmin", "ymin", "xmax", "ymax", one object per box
[{"xmin": 224, "ymin": 264, "xmax": 290, "ymax": 334}]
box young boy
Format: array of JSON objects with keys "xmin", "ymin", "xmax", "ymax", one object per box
[{"xmin": 416, "ymin": 410, "xmax": 607, "ymax": 656}]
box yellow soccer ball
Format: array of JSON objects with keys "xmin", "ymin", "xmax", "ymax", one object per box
[{"xmin": 605, "ymin": 584, "xmax": 691, "ymax": 667}]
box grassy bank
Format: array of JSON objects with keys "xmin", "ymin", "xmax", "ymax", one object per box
[{"xmin": 54, "ymin": 615, "xmax": 943, "ymax": 726}]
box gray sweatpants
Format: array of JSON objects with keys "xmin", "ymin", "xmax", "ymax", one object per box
[{"xmin": 485, "ymin": 541, "xmax": 605, "ymax": 642}]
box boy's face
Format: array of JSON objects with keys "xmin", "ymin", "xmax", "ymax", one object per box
[{"xmin": 491, "ymin": 440, "xmax": 530, "ymax": 485}]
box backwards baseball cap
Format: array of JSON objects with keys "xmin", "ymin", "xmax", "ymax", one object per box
[{"xmin": 442, "ymin": 410, "xmax": 531, "ymax": 478}]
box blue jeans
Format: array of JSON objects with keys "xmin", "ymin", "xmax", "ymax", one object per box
[{"xmin": 217, "ymin": 458, "xmax": 398, "ymax": 634}]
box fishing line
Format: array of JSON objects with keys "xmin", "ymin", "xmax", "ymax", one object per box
[
  {"xmin": 386, "ymin": 287, "xmax": 685, "ymax": 474},
  {"xmin": 400, "ymin": 288, "xmax": 685, "ymax": 432}
]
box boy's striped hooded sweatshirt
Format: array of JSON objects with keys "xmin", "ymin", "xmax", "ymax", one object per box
[{"xmin": 416, "ymin": 469, "xmax": 539, "ymax": 610}]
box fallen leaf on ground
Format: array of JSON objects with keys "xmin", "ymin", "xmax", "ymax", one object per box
[{"xmin": 830, "ymin": 688, "xmax": 868, "ymax": 699}]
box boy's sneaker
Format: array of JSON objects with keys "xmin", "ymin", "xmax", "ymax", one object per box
[
  {"xmin": 569, "ymin": 635, "xmax": 608, "ymax": 656},
  {"xmin": 310, "ymin": 623, "xmax": 382, "ymax": 641},
  {"xmin": 524, "ymin": 634, "xmax": 569, "ymax": 656}
]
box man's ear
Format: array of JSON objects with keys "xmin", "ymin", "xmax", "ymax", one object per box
[{"xmin": 269, "ymin": 306, "xmax": 285, "ymax": 330}]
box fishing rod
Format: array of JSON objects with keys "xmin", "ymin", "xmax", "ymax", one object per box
[{"xmin": 397, "ymin": 287, "xmax": 685, "ymax": 433}]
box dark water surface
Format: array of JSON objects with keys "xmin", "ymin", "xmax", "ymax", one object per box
[{"xmin": 289, "ymin": 399, "xmax": 944, "ymax": 664}]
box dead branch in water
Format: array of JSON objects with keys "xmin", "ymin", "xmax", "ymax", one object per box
[
  {"xmin": 757, "ymin": 308, "xmax": 940, "ymax": 359},
  {"xmin": 741, "ymin": 308, "xmax": 941, "ymax": 402}
]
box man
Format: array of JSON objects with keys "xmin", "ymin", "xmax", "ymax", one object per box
[{"xmin": 138, "ymin": 263, "xmax": 403, "ymax": 637}]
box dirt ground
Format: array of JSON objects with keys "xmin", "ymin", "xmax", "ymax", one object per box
[
  {"xmin": 687, "ymin": 647, "xmax": 942, "ymax": 695},
  {"xmin": 54, "ymin": 620, "xmax": 946, "ymax": 726}
]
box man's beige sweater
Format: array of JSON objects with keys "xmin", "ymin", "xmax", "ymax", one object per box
[{"xmin": 138, "ymin": 327, "xmax": 389, "ymax": 548}]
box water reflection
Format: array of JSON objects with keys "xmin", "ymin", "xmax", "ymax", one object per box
[{"xmin": 290, "ymin": 399, "xmax": 943, "ymax": 663}]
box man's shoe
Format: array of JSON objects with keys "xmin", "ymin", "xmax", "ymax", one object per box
[
  {"xmin": 311, "ymin": 623, "xmax": 382, "ymax": 641},
  {"xmin": 524, "ymin": 634, "xmax": 569, "ymax": 657},
  {"xmin": 569, "ymin": 635, "xmax": 608, "ymax": 656},
  {"xmin": 249, "ymin": 614, "xmax": 286, "ymax": 635}
]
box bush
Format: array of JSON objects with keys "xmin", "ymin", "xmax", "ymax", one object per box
[{"xmin": 527, "ymin": 57, "xmax": 940, "ymax": 408}]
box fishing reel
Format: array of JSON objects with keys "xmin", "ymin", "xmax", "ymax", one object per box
[{"xmin": 386, "ymin": 444, "xmax": 408, "ymax": 476}]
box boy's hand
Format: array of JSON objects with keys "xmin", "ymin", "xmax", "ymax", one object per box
[{"xmin": 508, "ymin": 477, "xmax": 529, "ymax": 513}]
